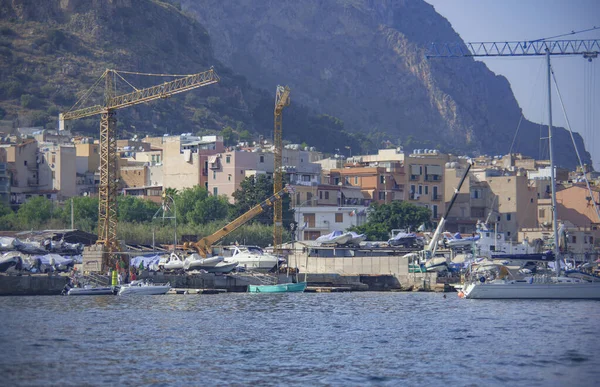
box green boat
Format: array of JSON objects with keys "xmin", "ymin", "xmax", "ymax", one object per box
[{"xmin": 248, "ymin": 282, "xmax": 307, "ymax": 293}]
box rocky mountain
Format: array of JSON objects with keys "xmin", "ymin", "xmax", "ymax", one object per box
[
  {"xmin": 0, "ymin": 0, "xmax": 365, "ymax": 151},
  {"xmin": 181, "ymin": 0, "xmax": 591, "ymax": 168},
  {"xmin": 0, "ymin": 0, "xmax": 591, "ymax": 168}
]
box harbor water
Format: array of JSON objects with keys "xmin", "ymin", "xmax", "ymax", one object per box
[{"xmin": 1, "ymin": 293, "xmax": 598, "ymax": 386}]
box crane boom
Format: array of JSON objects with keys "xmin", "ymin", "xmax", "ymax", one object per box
[
  {"xmin": 187, "ymin": 185, "xmax": 294, "ymax": 257},
  {"xmin": 60, "ymin": 68, "xmax": 220, "ymax": 122},
  {"xmin": 426, "ymin": 39, "xmax": 600, "ymax": 58},
  {"xmin": 273, "ymin": 85, "xmax": 290, "ymax": 256}
]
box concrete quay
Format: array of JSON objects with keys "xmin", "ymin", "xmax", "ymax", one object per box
[{"xmin": 0, "ymin": 274, "xmax": 69, "ymax": 296}]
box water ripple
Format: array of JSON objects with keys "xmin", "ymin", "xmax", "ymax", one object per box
[{"xmin": 1, "ymin": 293, "xmax": 599, "ymax": 386}]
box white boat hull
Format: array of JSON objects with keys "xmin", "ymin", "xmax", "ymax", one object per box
[
  {"xmin": 119, "ymin": 285, "xmax": 171, "ymax": 296},
  {"xmin": 464, "ymin": 280, "xmax": 600, "ymax": 299},
  {"xmin": 67, "ymin": 287, "xmax": 114, "ymax": 296}
]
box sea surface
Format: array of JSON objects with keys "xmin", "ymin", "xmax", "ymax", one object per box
[{"xmin": 1, "ymin": 292, "xmax": 598, "ymax": 386}]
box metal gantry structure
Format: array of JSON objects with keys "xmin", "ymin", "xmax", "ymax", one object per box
[
  {"xmin": 273, "ymin": 85, "xmax": 290, "ymax": 255},
  {"xmin": 60, "ymin": 68, "xmax": 220, "ymax": 266},
  {"xmin": 426, "ymin": 38, "xmax": 599, "ymax": 273}
]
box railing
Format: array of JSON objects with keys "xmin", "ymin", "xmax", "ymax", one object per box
[
  {"xmin": 432, "ymin": 194, "xmax": 442, "ymax": 201},
  {"xmin": 425, "ymin": 175, "xmax": 442, "ymax": 182},
  {"xmin": 409, "ymin": 175, "xmax": 420, "ymax": 181}
]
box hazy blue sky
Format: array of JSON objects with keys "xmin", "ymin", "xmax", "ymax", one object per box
[{"xmin": 425, "ymin": 0, "xmax": 600, "ymax": 169}]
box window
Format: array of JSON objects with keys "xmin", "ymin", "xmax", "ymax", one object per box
[
  {"xmin": 345, "ymin": 177, "xmax": 350, "ymax": 185},
  {"xmin": 410, "ymin": 184, "xmax": 416, "ymax": 193},
  {"xmin": 325, "ymin": 191, "xmax": 329, "ymax": 200},
  {"xmin": 425, "ymin": 186, "xmax": 429, "ymax": 195},
  {"xmin": 380, "ymin": 175, "xmax": 385, "ymax": 184},
  {"xmin": 378, "ymin": 191, "xmax": 386, "ymax": 200},
  {"xmin": 507, "ymin": 197, "xmax": 511, "ymax": 201},
  {"xmin": 471, "ymin": 189, "xmax": 479, "ymax": 199},
  {"xmin": 432, "ymin": 204, "xmax": 438, "ymax": 219},
  {"xmin": 335, "ymin": 213, "xmax": 343, "ymax": 223},
  {"xmin": 213, "ymin": 187, "xmax": 218, "ymax": 196},
  {"xmin": 590, "ymin": 236, "xmax": 594, "ymax": 244},
  {"xmin": 226, "ymin": 155, "xmax": 231, "ymax": 164},
  {"xmin": 530, "ymin": 198, "xmax": 534, "ymax": 203},
  {"xmin": 539, "ymin": 209, "xmax": 545, "ymax": 218},
  {"xmin": 507, "ymin": 231, "xmax": 511, "ymax": 237},
  {"xmin": 334, "ymin": 177, "xmax": 340, "ymax": 185},
  {"xmin": 507, "ymin": 214, "xmax": 511, "ymax": 221},
  {"xmin": 302, "ymin": 175, "xmax": 310, "ymax": 182},
  {"xmin": 213, "ymin": 171, "xmax": 216, "ymax": 180},
  {"xmin": 228, "ymin": 174, "xmax": 231, "ymax": 182},
  {"xmin": 24, "ymin": 160, "xmax": 27, "ymax": 166},
  {"xmin": 418, "ymin": 185, "xmax": 423, "ymax": 195},
  {"xmin": 497, "ymin": 216, "xmax": 501, "ymax": 222},
  {"xmin": 296, "ymin": 193, "xmax": 300, "ymax": 205},
  {"xmin": 260, "ymin": 155, "xmax": 265, "ymax": 163},
  {"xmin": 307, "ymin": 192, "xmax": 313, "ymax": 202},
  {"xmin": 571, "ymin": 235, "xmax": 577, "ymax": 244},
  {"xmin": 354, "ymin": 176, "xmax": 358, "ymax": 185},
  {"xmin": 319, "ymin": 191, "xmax": 323, "ymax": 199}
]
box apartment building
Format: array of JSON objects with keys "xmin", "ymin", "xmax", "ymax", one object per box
[
  {"xmin": 443, "ymin": 161, "xmax": 499, "ymax": 233},
  {"xmin": 537, "ymin": 184, "xmax": 600, "ymax": 228},
  {"xmin": 404, "ymin": 150, "xmax": 448, "ymax": 221},
  {"xmin": 158, "ymin": 135, "xmax": 224, "ymax": 192},
  {"xmin": 39, "ymin": 144, "xmax": 77, "ymax": 199},
  {"xmin": 291, "ymin": 183, "xmax": 367, "ymax": 241}
]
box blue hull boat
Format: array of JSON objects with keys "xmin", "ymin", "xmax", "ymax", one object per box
[{"xmin": 248, "ymin": 282, "xmax": 307, "ymax": 293}]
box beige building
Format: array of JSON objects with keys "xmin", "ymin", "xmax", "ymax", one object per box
[
  {"xmin": 39, "ymin": 144, "xmax": 77, "ymax": 199},
  {"xmin": 404, "ymin": 150, "xmax": 448, "ymax": 221},
  {"xmin": 158, "ymin": 135, "xmax": 224, "ymax": 192},
  {"xmin": 75, "ymin": 141, "xmax": 99, "ymax": 175}
]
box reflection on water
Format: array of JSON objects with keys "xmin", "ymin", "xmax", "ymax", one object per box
[{"xmin": 1, "ymin": 293, "xmax": 599, "ymax": 386}]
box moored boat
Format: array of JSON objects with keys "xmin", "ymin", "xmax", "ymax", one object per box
[
  {"xmin": 67, "ymin": 286, "xmax": 115, "ymax": 296},
  {"xmin": 248, "ymin": 281, "xmax": 307, "ymax": 293},
  {"xmin": 118, "ymin": 280, "xmax": 170, "ymax": 295}
]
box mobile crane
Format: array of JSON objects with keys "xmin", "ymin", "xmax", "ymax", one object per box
[{"xmin": 184, "ymin": 185, "xmax": 294, "ymax": 257}]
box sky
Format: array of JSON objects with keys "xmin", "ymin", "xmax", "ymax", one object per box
[{"xmin": 425, "ymin": 0, "xmax": 600, "ymax": 169}]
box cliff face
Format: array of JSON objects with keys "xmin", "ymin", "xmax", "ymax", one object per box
[{"xmin": 181, "ymin": 0, "xmax": 590, "ymax": 168}]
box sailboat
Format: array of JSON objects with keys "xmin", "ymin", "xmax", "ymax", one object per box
[{"xmin": 463, "ymin": 52, "xmax": 600, "ymax": 299}]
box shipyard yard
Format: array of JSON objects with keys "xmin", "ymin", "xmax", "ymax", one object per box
[{"xmin": 1, "ymin": 292, "xmax": 598, "ymax": 386}]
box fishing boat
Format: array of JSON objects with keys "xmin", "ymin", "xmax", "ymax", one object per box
[
  {"xmin": 248, "ymin": 281, "xmax": 307, "ymax": 293},
  {"xmin": 462, "ymin": 53, "xmax": 600, "ymax": 300},
  {"xmin": 118, "ymin": 280, "xmax": 170, "ymax": 295}
]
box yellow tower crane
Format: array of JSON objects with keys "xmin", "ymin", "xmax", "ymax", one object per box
[
  {"xmin": 273, "ymin": 85, "xmax": 290, "ymax": 255},
  {"xmin": 59, "ymin": 68, "xmax": 220, "ymax": 268}
]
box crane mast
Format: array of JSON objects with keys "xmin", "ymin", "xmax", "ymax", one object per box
[
  {"xmin": 60, "ymin": 68, "xmax": 220, "ymax": 268},
  {"xmin": 273, "ymin": 85, "xmax": 290, "ymax": 256}
]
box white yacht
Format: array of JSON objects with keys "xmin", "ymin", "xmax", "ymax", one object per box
[
  {"xmin": 222, "ymin": 245, "xmax": 280, "ymax": 272},
  {"xmin": 118, "ymin": 280, "xmax": 170, "ymax": 295},
  {"xmin": 183, "ymin": 253, "xmax": 238, "ymax": 273}
]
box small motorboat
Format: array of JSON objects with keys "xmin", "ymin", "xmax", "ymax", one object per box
[
  {"xmin": 67, "ymin": 286, "xmax": 115, "ymax": 296},
  {"xmin": 118, "ymin": 280, "xmax": 170, "ymax": 295},
  {"xmin": 248, "ymin": 281, "xmax": 307, "ymax": 293},
  {"xmin": 347, "ymin": 232, "xmax": 366, "ymax": 246},
  {"xmin": 388, "ymin": 232, "xmax": 418, "ymax": 247},
  {"xmin": 315, "ymin": 231, "xmax": 351, "ymax": 245},
  {"xmin": 222, "ymin": 245, "xmax": 279, "ymax": 272},
  {"xmin": 160, "ymin": 252, "xmax": 185, "ymax": 271}
]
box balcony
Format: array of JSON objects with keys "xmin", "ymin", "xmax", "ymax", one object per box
[
  {"xmin": 409, "ymin": 175, "xmax": 420, "ymax": 181},
  {"xmin": 432, "ymin": 194, "xmax": 442, "ymax": 201},
  {"xmin": 425, "ymin": 174, "xmax": 442, "ymax": 182}
]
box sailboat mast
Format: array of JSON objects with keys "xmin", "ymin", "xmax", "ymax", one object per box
[{"xmin": 546, "ymin": 49, "xmax": 560, "ymax": 276}]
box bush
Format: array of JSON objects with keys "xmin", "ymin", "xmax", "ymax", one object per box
[{"xmin": 20, "ymin": 94, "xmax": 43, "ymax": 109}]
